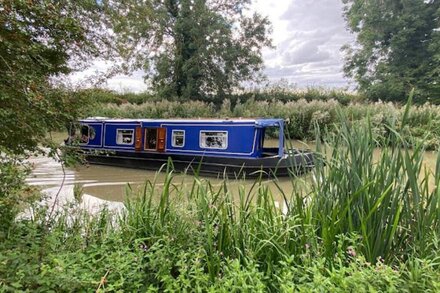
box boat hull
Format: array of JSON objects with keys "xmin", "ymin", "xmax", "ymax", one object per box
[{"xmin": 82, "ymin": 150, "xmax": 315, "ymax": 178}]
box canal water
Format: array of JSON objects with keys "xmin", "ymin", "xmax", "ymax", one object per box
[
  {"xmin": 26, "ymin": 155, "xmax": 302, "ymax": 213},
  {"xmin": 26, "ymin": 140, "xmax": 438, "ymax": 212}
]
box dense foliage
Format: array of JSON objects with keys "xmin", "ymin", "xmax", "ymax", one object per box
[
  {"xmin": 1, "ymin": 117, "xmax": 439, "ymax": 291},
  {"xmin": 77, "ymin": 86, "xmax": 363, "ymax": 105},
  {"xmin": 342, "ymin": 0, "xmax": 440, "ymax": 103},
  {"xmin": 0, "ymin": 0, "xmax": 128, "ymax": 258},
  {"xmin": 0, "ymin": 0, "xmax": 117, "ymax": 155},
  {"xmin": 109, "ymin": 0, "xmax": 272, "ymax": 100}
]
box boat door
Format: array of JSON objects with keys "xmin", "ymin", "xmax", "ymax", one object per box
[
  {"xmin": 144, "ymin": 127, "xmax": 166, "ymax": 152},
  {"xmin": 157, "ymin": 127, "xmax": 166, "ymax": 152},
  {"xmin": 135, "ymin": 126, "xmax": 142, "ymax": 151}
]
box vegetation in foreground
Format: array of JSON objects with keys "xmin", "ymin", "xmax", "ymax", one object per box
[{"xmin": 1, "ymin": 115, "xmax": 439, "ymax": 291}]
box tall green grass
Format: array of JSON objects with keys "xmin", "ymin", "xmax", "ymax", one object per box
[
  {"xmin": 118, "ymin": 115, "xmax": 439, "ymax": 267},
  {"xmin": 307, "ymin": 117, "xmax": 439, "ymax": 262}
]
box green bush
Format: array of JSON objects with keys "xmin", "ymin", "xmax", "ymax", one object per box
[
  {"xmin": 0, "ymin": 156, "xmax": 31, "ymax": 239},
  {"xmin": 76, "ymin": 88, "xmax": 159, "ymax": 105},
  {"xmin": 1, "ymin": 198, "xmax": 438, "ymax": 292},
  {"xmin": 77, "ymin": 86, "xmax": 364, "ymax": 106}
]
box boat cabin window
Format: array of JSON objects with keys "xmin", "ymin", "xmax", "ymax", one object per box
[
  {"xmin": 172, "ymin": 130, "xmax": 185, "ymax": 147},
  {"xmin": 79, "ymin": 124, "xmax": 95, "ymax": 144},
  {"xmin": 116, "ymin": 129, "xmax": 134, "ymax": 145},
  {"xmin": 261, "ymin": 127, "xmax": 280, "ymax": 157},
  {"xmin": 144, "ymin": 128, "xmax": 157, "ymax": 150},
  {"xmin": 200, "ymin": 131, "xmax": 228, "ymax": 149}
]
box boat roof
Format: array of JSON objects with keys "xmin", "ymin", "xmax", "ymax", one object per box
[{"xmin": 79, "ymin": 117, "xmax": 283, "ymax": 126}]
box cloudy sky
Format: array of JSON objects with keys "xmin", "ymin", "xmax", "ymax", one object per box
[{"xmin": 69, "ymin": 0, "xmax": 355, "ymax": 92}]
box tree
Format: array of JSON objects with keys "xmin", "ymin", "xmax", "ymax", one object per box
[
  {"xmin": 0, "ymin": 0, "xmax": 116, "ymax": 155},
  {"xmin": 111, "ymin": 0, "xmax": 272, "ymax": 100},
  {"xmin": 0, "ymin": 0, "xmax": 123, "ymax": 237},
  {"xmin": 342, "ymin": 0, "xmax": 440, "ymax": 103}
]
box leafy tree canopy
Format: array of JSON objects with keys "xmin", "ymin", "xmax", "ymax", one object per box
[
  {"xmin": 110, "ymin": 0, "xmax": 272, "ymax": 100},
  {"xmin": 342, "ymin": 0, "xmax": 440, "ymax": 103},
  {"xmin": 0, "ymin": 0, "xmax": 117, "ymax": 155}
]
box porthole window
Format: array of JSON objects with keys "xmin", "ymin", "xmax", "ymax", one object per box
[
  {"xmin": 116, "ymin": 129, "xmax": 134, "ymax": 145},
  {"xmin": 80, "ymin": 125, "xmax": 89, "ymax": 144},
  {"xmin": 200, "ymin": 131, "xmax": 228, "ymax": 149},
  {"xmin": 172, "ymin": 130, "xmax": 185, "ymax": 147}
]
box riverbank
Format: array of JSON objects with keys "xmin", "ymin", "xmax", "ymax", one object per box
[{"xmin": 1, "ymin": 115, "xmax": 439, "ymax": 291}]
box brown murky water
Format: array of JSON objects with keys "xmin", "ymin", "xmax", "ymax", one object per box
[
  {"xmin": 27, "ymin": 139, "xmax": 438, "ymax": 210},
  {"xmin": 26, "ymin": 140, "xmax": 305, "ymax": 211}
]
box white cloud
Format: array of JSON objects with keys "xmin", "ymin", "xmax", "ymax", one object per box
[
  {"xmin": 253, "ymin": 0, "xmax": 355, "ymax": 88},
  {"xmin": 103, "ymin": 70, "xmax": 148, "ymax": 93},
  {"xmin": 66, "ymin": 61, "xmax": 149, "ymax": 93}
]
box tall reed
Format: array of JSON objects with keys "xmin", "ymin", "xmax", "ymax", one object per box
[
  {"xmin": 119, "ymin": 105, "xmax": 439, "ymax": 271},
  {"xmin": 306, "ymin": 116, "xmax": 439, "ymax": 262}
]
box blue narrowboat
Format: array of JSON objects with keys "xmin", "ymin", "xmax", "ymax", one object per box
[{"xmin": 66, "ymin": 117, "xmax": 314, "ymax": 177}]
